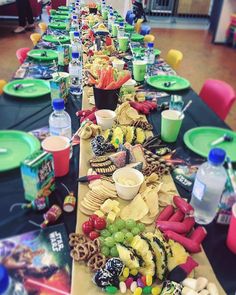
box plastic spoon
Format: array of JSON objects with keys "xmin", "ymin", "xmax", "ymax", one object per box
[
  {"xmin": 13, "ymin": 83, "xmax": 34, "ymax": 90},
  {"xmin": 211, "ymin": 133, "xmax": 233, "ymax": 146},
  {"xmin": 178, "ymin": 100, "xmax": 192, "ymax": 118},
  {"xmin": 164, "ymin": 81, "xmax": 176, "ymax": 87},
  {"xmin": 0, "ymin": 148, "xmax": 7, "ymax": 153}
]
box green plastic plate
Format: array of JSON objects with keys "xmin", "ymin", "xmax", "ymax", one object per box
[
  {"xmin": 48, "ymin": 22, "xmax": 67, "ymax": 30},
  {"xmin": 132, "ymin": 47, "xmax": 161, "ymax": 57},
  {"xmin": 0, "ymin": 130, "xmax": 40, "ymax": 171},
  {"xmin": 184, "ymin": 127, "xmax": 236, "ymax": 161},
  {"xmin": 131, "ymin": 33, "xmax": 144, "ymax": 42},
  {"xmin": 3, "ymin": 79, "xmax": 50, "ymax": 98},
  {"xmin": 55, "ymin": 10, "xmax": 70, "ymax": 15},
  {"xmin": 58, "ymin": 6, "xmax": 69, "ymax": 11},
  {"xmin": 27, "ymin": 49, "xmax": 58, "ymax": 61},
  {"xmin": 147, "ymin": 75, "xmax": 190, "ymax": 91},
  {"xmin": 43, "ymin": 35, "xmax": 70, "ymax": 44},
  {"xmin": 51, "ymin": 14, "xmax": 70, "ymax": 20},
  {"xmin": 125, "ymin": 24, "xmax": 134, "ymax": 33}
]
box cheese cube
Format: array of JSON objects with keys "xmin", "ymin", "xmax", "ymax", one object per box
[
  {"xmin": 107, "ymin": 211, "xmax": 116, "ymax": 223},
  {"xmin": 94, "ymin": 210, "xmax": 105, "ymax": 218}
]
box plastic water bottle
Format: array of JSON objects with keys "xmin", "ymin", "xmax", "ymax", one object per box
[
  {"xmin": 190, "ymin": 148, "xmax": 227, "ymax": 225},
  {"xmin": 108, "ymin": 12, "xmax": 114, "ymax": 32},
  {"xmin": 49, "ymin": 99, "xmax": 72, "ymax": 139},
  {"xmin": 71, "ymin": 15, "xmax": 79, "ymax": 31},
  {"xmin": 0, "ymin": 264, "xmax": 27, "ymax": 295},
  {"xmin": 101, "ymin": 0, "xmax": 106, "ymax": 13},
  {"xmin": 68, "ymin": 52, "xmax": 83, "ymax": 96},
  {"xmin": 145, "ymin": 42, "xmax": 155, "ymax": 76},
  {"xmin": 117, "ymin": 22, "xmax": 125, "ymax": 38},
  {"xmin": 72, "ymin": 32, "xmax": 82, "ymax": 58}
]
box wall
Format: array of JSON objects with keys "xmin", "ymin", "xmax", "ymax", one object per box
[
  {"xmin": 215, "ymin": 0, "xmax": 236, "ymax": 43},
  {"xmin": 105, "ymin": 0, "xmax": 132, "ymax": 17}
]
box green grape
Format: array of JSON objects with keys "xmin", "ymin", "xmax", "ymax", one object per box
[
  {"xmin": 121, "ymin": 228, "xmax": 129, "ymax": 235},
  {"xmin": 99, "ymin": 236, "xmax": 105, "ymax": 245},
  {"xmin": 110, "ymin": 246, "xmax": 119, "ymax": 257},
  {"xmin": 114, "ymin": 232, "xmax": 125, "ymax": 243},
  {"xmin": 115, "ymin": 219, "xmax": 126, "ymax": 230},
  {"xmin": 101, "ymin": 229, "xmax": 111, "ymax": 238},
  {"xmin": 137, "ymin": 223, "xmax": 146, "ymax": 232},
  {"xmin": 125, "ymin": 219, "xmax": 136, "ymax": 230},
  {"xmin": 125, "ymin": 232, "xmax": 134, "ymax": 242},
  {"xmin": 108, "ymin": 224, "xmax": 119, "ymax": 234},
  {"xmin": 131, "ymin": 227, "xmax": 140, "ymax": 236},
  {"xmin": 105, "ymin": 237, "xmax": 115, "ymax": 248},
  {"xmin": 101, "ymin": 246, "xmax": 110, "ymax": 257}
]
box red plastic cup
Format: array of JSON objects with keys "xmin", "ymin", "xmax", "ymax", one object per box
[
  {"xmin": 42, "ymin": 136, "xmax": 70, "ymax": 177},
  {"xmin": 226, "ymin": 203, "xmax": 236, "ymax": 254}
]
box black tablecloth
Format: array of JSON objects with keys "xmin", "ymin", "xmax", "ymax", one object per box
[{"xmin": 0, "ymin": 86, "xmax": 236, "ymax": 294}]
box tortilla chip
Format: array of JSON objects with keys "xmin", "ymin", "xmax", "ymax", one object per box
[{"xmin": 120, "ymin": 194, "xmax": 149, "ymax": 221}]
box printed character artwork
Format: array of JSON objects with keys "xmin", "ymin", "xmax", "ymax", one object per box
[{"xmin": 0, "ymin": 224, "xmax": 71, "ymax": 295}]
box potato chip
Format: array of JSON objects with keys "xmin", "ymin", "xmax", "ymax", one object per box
[{"xmin": 120, "ymin": 194, "xmax": 149, "ymax": 221}]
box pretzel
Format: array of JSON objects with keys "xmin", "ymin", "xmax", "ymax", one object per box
[
  {"xmin": 93, "ymin": 238, "xmax": 100, "ymax": 250},
  {"xmin": 87, "ymin": 253, "xmax": 106, "ymax": 271},
  {"xmin": 71, "ymin": 244, "xmax": 89, "ymax": 261},
  {"xmin": 84, "ymin": 241, "xmax": 98, "ymax": 259},
  {"xmin": 69, "ymin": 233, "xmax": 88, "ymax": 247}
]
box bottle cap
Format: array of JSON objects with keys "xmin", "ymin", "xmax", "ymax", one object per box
[
  {"xmin": 72, "ymin": 15, "xmax": 77, "ymax": 19},
  {"xmin": 74, "ymin": 31, "xmax": 80, "ymax": 37},
  {"xmin": 52, "ymin": 99, "xmax": 65, "ymax": 111},
  {"xmin": 119, "ymin": 21, "xmax": 124, "ymax": 26},
  {"xmin": 72, "ymin": 52, "xmax": 79, "ymax": 59},
  {"xmin": 147, "ymin": 42, "xmax": 154, "ymax": 48},
  {"xmin": 208, "ymin": 148, "xmax": 226, "ymax": 165},
  {"xmin": 0, "ymin": 265, "xmax": 9, "ymax": 294}
]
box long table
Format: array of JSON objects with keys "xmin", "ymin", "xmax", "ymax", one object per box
[{"xmin": 0, "ymin": 15, "xmax": 236, "ymax": 295}]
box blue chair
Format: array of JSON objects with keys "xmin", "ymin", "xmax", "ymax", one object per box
[
  {"xmin": 127, "ymin": 13, "xmax": 135, "ymax": 25},
  {"xmin": 125, "ymin": 10, "xmax": 133, "ymax": 22},
  {"xmin": 140, "ymin": 25, "xmax": 151, "ymax": 36}
]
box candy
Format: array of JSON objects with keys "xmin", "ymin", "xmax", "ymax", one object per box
[
  {"xmin": 105, "ymin": 258, "xmax": 124, "ymax": 277},
  {"xmin": 137, "ymin": 278, "xmax": 145, "ymax": 288},
  {"xmin": 173, "ymin": 195, "xmax": 194, "ymax": 215},
  {"xmin": 143, "ymin": 286, "xmax": 152, "ymax": 294},
  {"xmin": 151, "ymin": 286, "xmax": 161, "ymax": 295},
  {"xmin": 146, "ymin": 275, "xmax": 152, "ymax": 287},
  {"xmin": 93, "ymin": 269, "xmax": 119, "ymax": 288},
  {"xmin": 130, "ymin": 281, "xmax": 138, "ymax": 292},
  {"xmin": 141, "ymin": 276, "xmax": 146, "ymax": 286},
  {"xmin": 105, "ymin": 286, "xmax": 118, "ymax": 294},
  {"xmin": 133, "ymin": 287, "xmax": 143, "ymax": 295},
  {"xmin": 123, "ymin": 267, "xmax": 129, "ymax": 278},
  {"xmin": 119, "ymin": 281, "xmax": 127, "ymax": 294},
  {"xmin": 125, "ymin": 277, "xmax": 134, "ymax": 288},
  {"xmin": 130, "ymin": 268, "xmax": 138, "ymax": 276}
]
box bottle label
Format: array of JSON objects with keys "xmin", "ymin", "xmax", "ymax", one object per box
[
  {"xmin": 50, "ymin": 126, "xmax": 72, "ymax": 138},
  {"xmin": 192, "ymin": 178, "xmax": 205, "ymax": 201}
]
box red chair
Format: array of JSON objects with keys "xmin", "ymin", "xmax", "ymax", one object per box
[
  {"xmin": 46, "ymin": 5, "xmax": 52, "ymax": 16},
  {"xmin": 16, "ymin": 48, "xmax": 30, "ymax": 64},
  {"xmin": 199, "ymin": 79, "xmax": 236, "ymax": 120}
]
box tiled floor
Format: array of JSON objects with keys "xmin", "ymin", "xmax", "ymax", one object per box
[{"xmin": 0, "ymin": 18, "xmax": 235, "ymax": 129}]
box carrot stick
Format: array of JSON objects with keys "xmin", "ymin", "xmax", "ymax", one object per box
[{"xmin": 105, "ymin": 81, "xmax": 117, "ymax": 90}]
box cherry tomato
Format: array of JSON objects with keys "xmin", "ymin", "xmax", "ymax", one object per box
[
  {"xmin": 89, "ymin": 231, "xmax": 100, "ymax": 240},
  {"xmin": 82, "ymin": 220, "xmax": 94, "ymax": 235},
  {"xmin": 94, "ymin": 217, "xmax": 106, "ymax": 230},
  {"xmin": 89, "ymin": 214, "xmax": 99, "ymax": 226}
]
